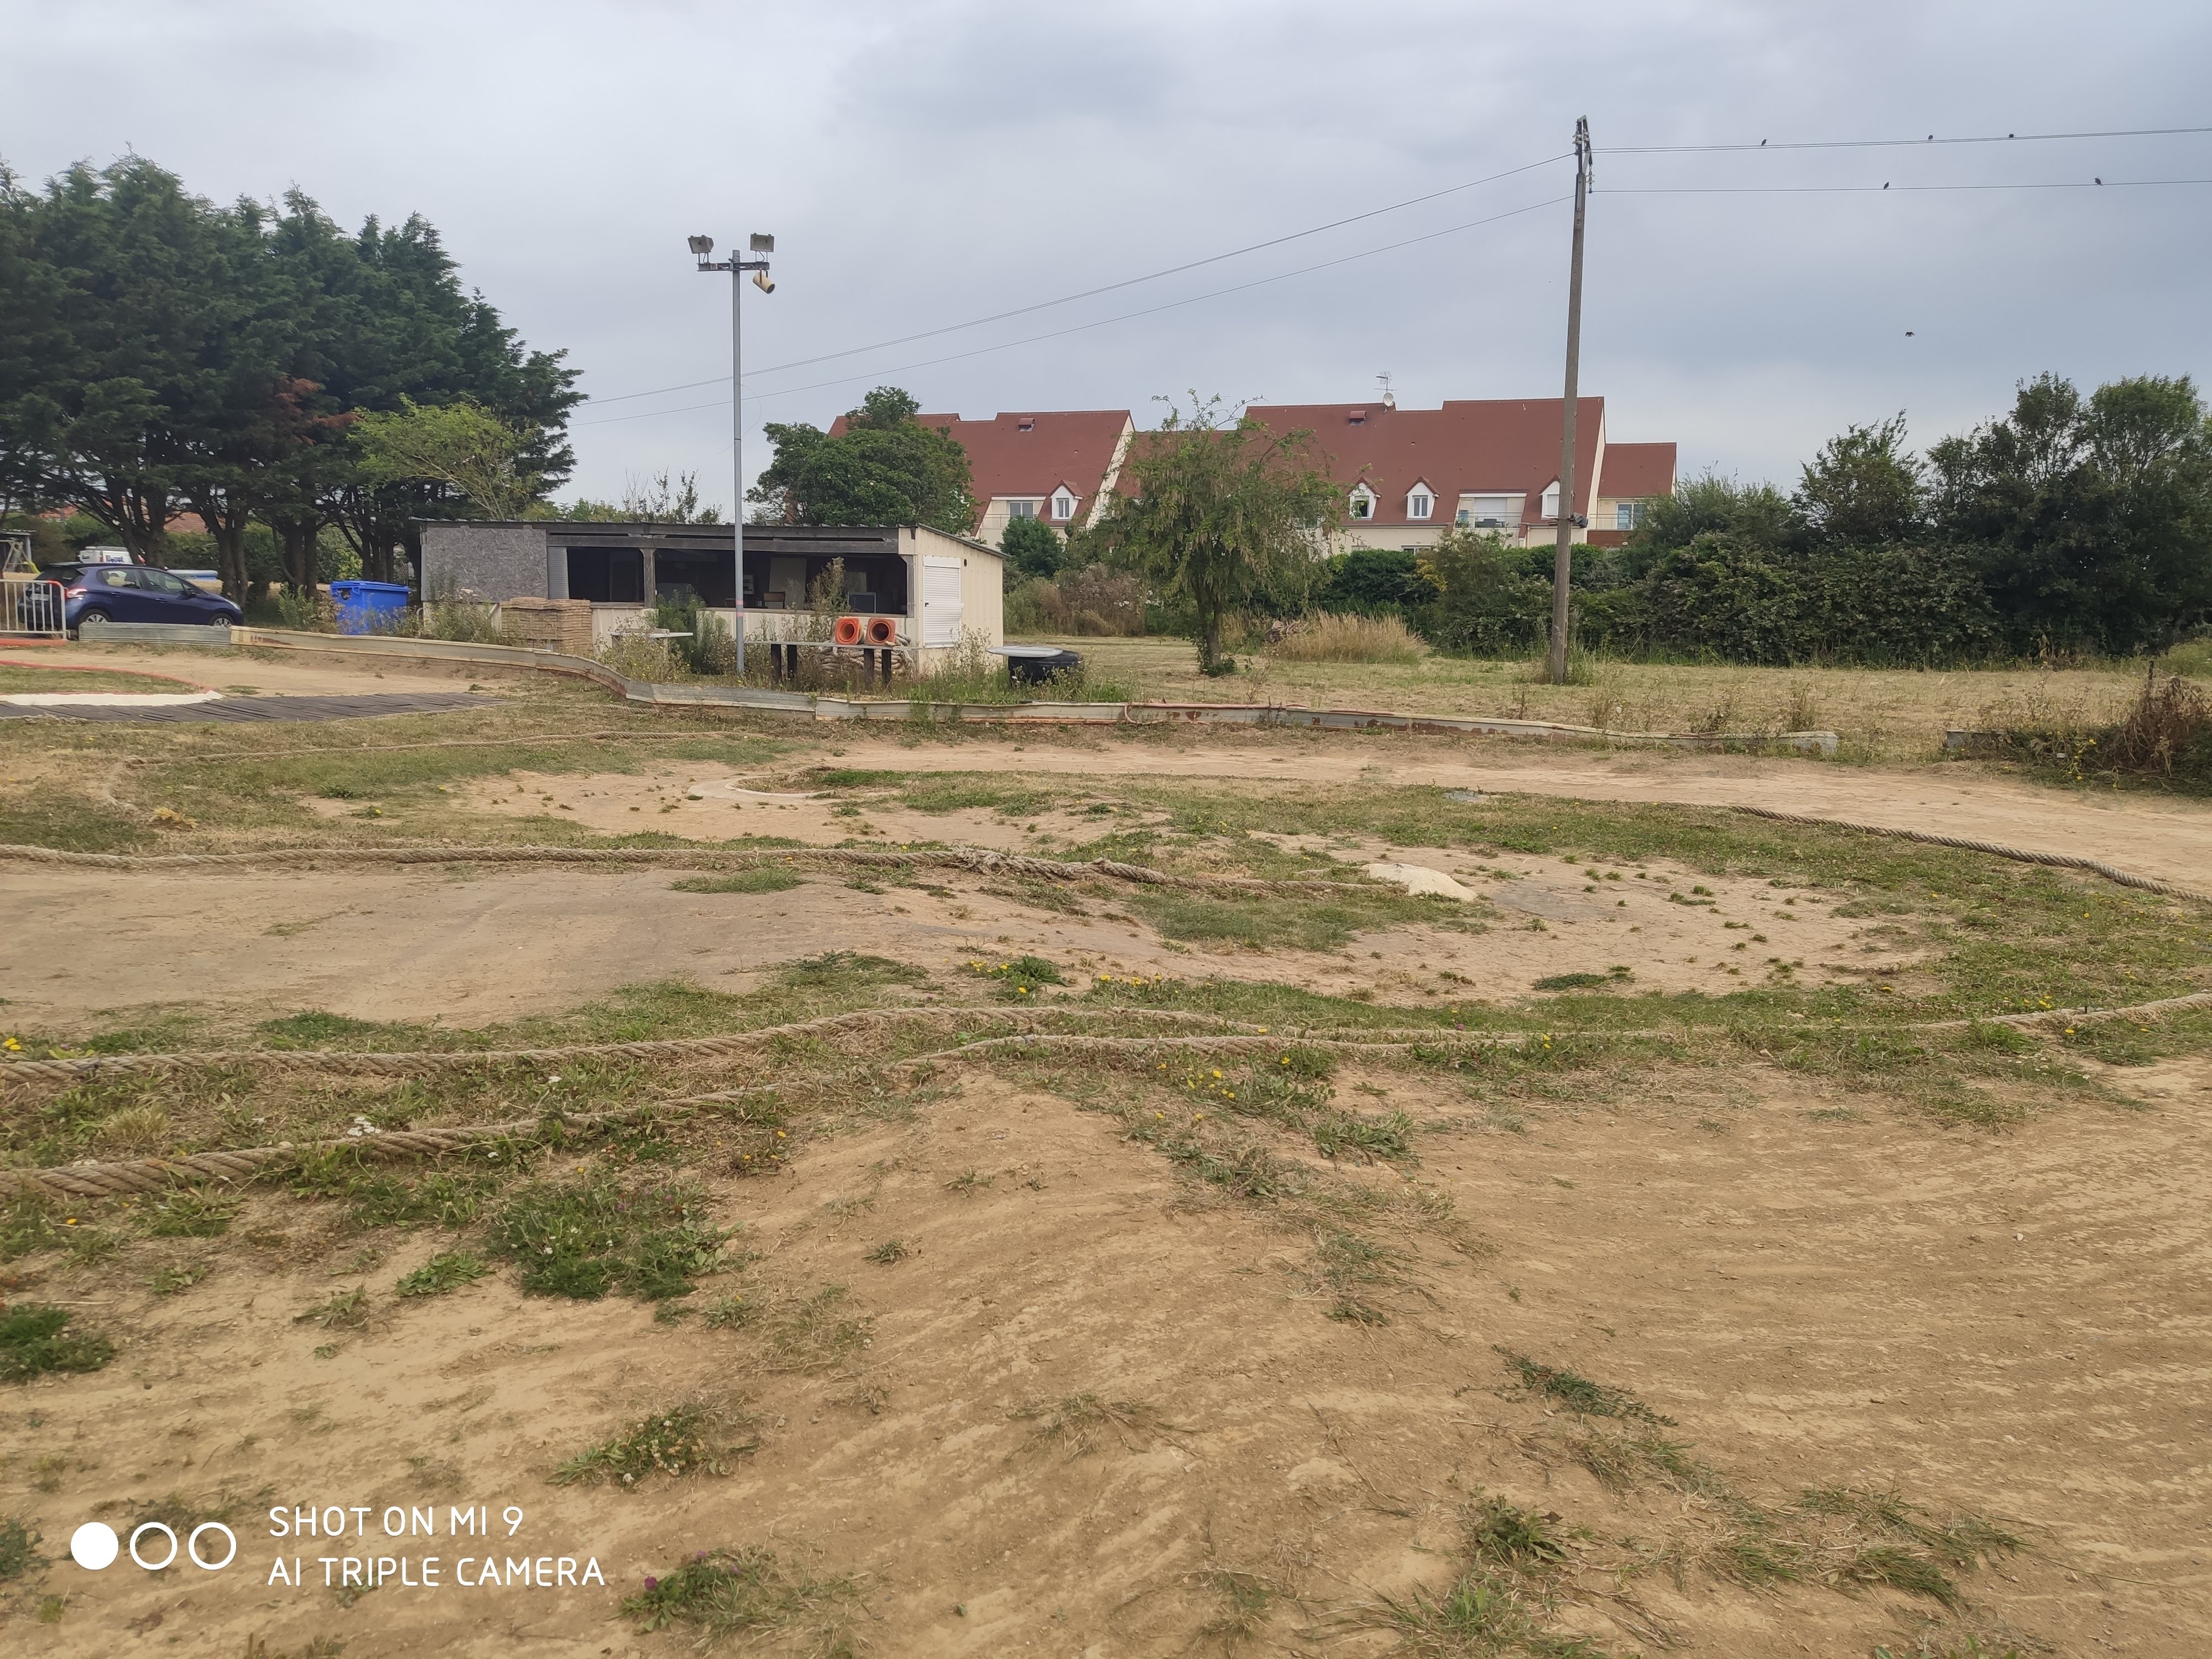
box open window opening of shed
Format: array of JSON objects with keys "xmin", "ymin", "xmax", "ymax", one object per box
[{"xmin": 565, "ymin": 546, "xmax": 644, "ymax": 603}]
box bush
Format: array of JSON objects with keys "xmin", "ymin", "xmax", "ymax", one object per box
[
  {"xmin": 1004, "ymin": 564, "xmax": 1148, "ymax": 636},
  {"xmin": 1000, "ymin": 516, "xmax": 1065, "ymax": 581},
  {"xmin": 1315, "ymin": 547, "xmax": 1428, "ymax": 613},
  {"xmin": 1267, "ymin": 613, "xmax": 1427, "ymax": 664}
]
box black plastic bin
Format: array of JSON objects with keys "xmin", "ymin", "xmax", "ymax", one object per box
[{"xmin": 994, "ymin": 645, "xmax": 1084, "ymax": 686}]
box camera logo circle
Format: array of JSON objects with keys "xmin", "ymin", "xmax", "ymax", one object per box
[
  {"xmin": 69, "ymin": 1519, "xmax": 236, "ymax": 1572},
  {"xmin": 69, "ymin": 1522, "xmax": 118, "ymax": 1571}
]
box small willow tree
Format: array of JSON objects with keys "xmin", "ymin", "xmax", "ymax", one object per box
[{"xmin": 1095, "ymin": 398, "xmax": 1339, "ymax": 672}]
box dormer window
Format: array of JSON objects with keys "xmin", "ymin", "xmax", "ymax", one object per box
[
  {"xmin": 1406, "ymin": 484, "xmax": 1433, "ymax": 521},
  {"xmin": 1051, "ymin": 489, "xmax": 1076, "ymax": 521},
  {"xmin": 1348, "ymin": 484, "xmax": 1376, "ymax": 521},
  {"xmin": 1541, "ymin": 482, "xmax": 1562, "ymax": 520}
]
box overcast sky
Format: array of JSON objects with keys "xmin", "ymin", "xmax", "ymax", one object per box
[{"xmin": 5, "ymin": 0, "xmax": 2208, "ymax": 508}]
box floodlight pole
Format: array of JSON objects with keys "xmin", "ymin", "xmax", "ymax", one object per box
[
  {"xmin": 1547, "ymin": 117, "xmax": 1591, "ymax": 685},
  {"xmin": 692, "ymin": 235, "xmax": 774, "ymax": 675}
]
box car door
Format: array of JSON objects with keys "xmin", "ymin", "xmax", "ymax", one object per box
[
  {"xmin": 81, "ymin": 565, "xmax": 139, "ymax": 621},
  {"xmin": 137, "ymin": 566, "xmax": 201, "ymax": 619}
]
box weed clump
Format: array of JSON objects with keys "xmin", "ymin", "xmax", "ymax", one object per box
[
  {"xmin": 0, "ymin": 1305, "xmax": 114, "ymax": 1381},
  {"xmin": 394, "ymin": 1253, "xmax": 492, "ymax": 1298},
  {"xmin": 620, "ymin": 1545, "xmax": 868, "ymax": 1647},
  {"xmin": 0, "ymin": 1514, "xmax": 45, "ymax": 1582},
  {"xmin": 1497, "ymin": 1349, "xmax": 1672, "ymax": 1423},
  {"xmin": 1012, "ymin": 1392, "xmax": 1187, "ymax": 1458},
  {"xmin": 965, "ymin": 954, "xmax": 1064, "ymax": 999},
  {"xmin": 486, "ymin": 1175, "xmax": 724, "ymax": 1302},
  {"xmin": 554, "ymin": 1402, "xmax": 757, "ymax": 1488}
]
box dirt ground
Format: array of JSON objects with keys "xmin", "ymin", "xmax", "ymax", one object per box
[
  {"xmin": 6, "ymin": 1053, "xmax": 2207, "ymax": 1657},
  {"xmin": 0, "ymin": 643, "xmax": 533, "ymax": 701},
  {"xmin": 5, "ymin": 662, "xmax": 2211, "ymax": 1656}
]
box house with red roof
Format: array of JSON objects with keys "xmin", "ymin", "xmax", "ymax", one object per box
[
  {"xmin": 826, "ymin": 408, "xmax": 1135, "ymax": 547},
  {"xmin": 1240, "ymin": 397, "xmax": 1675, "ymax": 551}
]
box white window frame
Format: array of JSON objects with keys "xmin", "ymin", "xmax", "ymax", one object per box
[
  {"xmin": 1405, "ymin": 485, "xmax": 1433, "ymax": 521},
  {"xmin": 1005, "ymin": 499, "xmax": 1040, "ymax": 521},
  {"xmin": 1050, "ymin": 491, "xmax": 1075, "ymax": 521},
  {"xmin": 1541, "ymin": 482, "xmax": 1561, "ymax": 521},
  {"xmin": 1348, "ymin": 484, "xmax": 1376, "ymax": 521},
  {"xmin": 1616, "ymin": 500, "xmax": 1640, "ymax": 531}
]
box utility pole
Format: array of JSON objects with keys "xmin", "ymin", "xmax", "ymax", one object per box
[
  {"xmin": 1547, "ymin": 117, "xmax": 1591, "ymax": 685},
  {"xmin": 690, "ymin": 233, "xmax": 776, "ymax": 676}
]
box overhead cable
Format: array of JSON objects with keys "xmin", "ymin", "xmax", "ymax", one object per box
[{"xmin": 573, "ymin": 194, "xmax": 1572, "ymax": 426}]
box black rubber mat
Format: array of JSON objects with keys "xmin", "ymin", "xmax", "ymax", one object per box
[{"xmin": 0, "ymin": 693, "xmax": 502, "ymax": 724}]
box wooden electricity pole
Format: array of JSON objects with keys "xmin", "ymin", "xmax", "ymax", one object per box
[{"xmin": 1547, "ymin": 117, "xmax": 1592, "ymax": 684}]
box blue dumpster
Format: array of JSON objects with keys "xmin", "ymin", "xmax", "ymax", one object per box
[{"xmin": 329, "ymin": 580, "xmax": 411, "ymax": 635}]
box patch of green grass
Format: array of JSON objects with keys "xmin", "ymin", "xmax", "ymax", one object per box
[
  {"xmin": 552, "ymin": 1402, "xmax": 757, "ymax": 1487},
  {"xmin": 619, "ymin": 1544, "xmax": 868, "ymax": 1648},
  {"xmin": 285, "ymin": 1147, "xmax": 510, "ymax": 1232},
  {"xmin": 1497, "ymin": 1350, "xmax": 1672, "ymax": 1423},
  {"xmin": 394, "ymin": 1252, "xmax": 492, "ymax": 1298},
  {"xmin": 714, "ymin": 1284, "xmax": 875, "ymax": 1374},
  {"xmin": 144, "ymin": 1190, "xmax": 238, "ymax": 1238},
  {"xmin": 149, "ymin": 1260, "xmax": 210, "ymax": 1296},
  {"xmin": 486, "ymin": 1175, "xmax": 724, "ymax": 1302},
  {"xmin": 944, "ymin": 1169, "xmax": 994, "ymax": 1195},
  {"xmin": 258, "ymin": 1010, "xmax": 436, "ymax": 1050},
  {"xmin": 0, "ymin": 1305, "xmax": 114, "ymax": 1381},
  {"xmin": 0, "ymin": 1514, "xmax": 45, "ymax": 1582},
  {"xmin": 863, "ymin": 1238, "xmax": 910, "ymax": 1264},
  {"xmin": 1124, "ymin": 887, "xmax": 1473, "ymax": 952},
  {"xmin": 0, "ymin": 782, "xmax": 152, "ymax": 852},
  {"xmin": 963, "ymin": 953, "xmax": 1065, "ymax": 998},
  {"xmin": 671, "ymin": 867, "xmax": 805, "ymax": 894},
  {"xmin": 1532, "ymin": 967, "xmax": 1632, "ymax": 993},
  {"xmin": 774, "ymin": 952, "xmax": 926, "ymax": 992}
]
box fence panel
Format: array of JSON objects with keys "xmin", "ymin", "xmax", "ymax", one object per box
[{"xmin": 0, "ymin": 580, "xmax": 65, "ymax": 638}]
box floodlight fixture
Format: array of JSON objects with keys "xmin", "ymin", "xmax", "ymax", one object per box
[
  {"xmin": 749, "ymin": 233, "xmax": 774, "ymax": 253},
  {"xmin": 687, "ymin": 234, "xmax": 714, "ymax": 258}
]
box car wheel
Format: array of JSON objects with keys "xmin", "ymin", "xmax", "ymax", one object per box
[
  {"xmin": 205, "ymin": 612, "xmax": 231, "ymax": 627},
  {"xmin": 76, "ymin": 607, "xmax": 113, "ymax": 633}
]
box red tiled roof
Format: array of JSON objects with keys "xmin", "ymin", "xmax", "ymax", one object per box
[
  {"xmin": 828, "ymin": 408, "xmax": 1132, "ymax": 530},
  {"xmin": 1600, "ymin": 441, "xmax": 1676, "ymax": 499},
  {"xmin": 1240, "ymin": 399, "xmax": 1609, "ymax": 528}
]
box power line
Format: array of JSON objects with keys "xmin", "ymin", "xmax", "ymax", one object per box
[
  {"xmin": 580, "ymin": 151, "xmax": 1572, "ymax": 408},
  {"xmin": 573, "ymin": 193, "xmax": 1573, "ymax": 426},
  {"xmin": 1607, "ymin": 123, "xmax": 2212, "ymax": 154},
  {"xmin": 1599, "ymin": 177, "xmax": 2212, "ymax": 194}
]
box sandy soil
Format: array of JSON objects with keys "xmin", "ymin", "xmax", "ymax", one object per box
[
  {"xmin": 4, "ymin": 1055, "xmax": 2205, "ymax": 1656},
  {"xmin": 0, "ymin": 840, "xmax": 1893, "ymax": 1031},
  {"xmin": 0, "ymin": 645, "xmax": 530, "ymax": 700},
  {"xmin": 792, "ymin": 732, "xmax": 2212, "ymax": 894}
]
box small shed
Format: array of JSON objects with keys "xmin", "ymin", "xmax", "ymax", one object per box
[{"xmin": 415, "ymin": 521, "xmax": 1004, "ymax": 669}]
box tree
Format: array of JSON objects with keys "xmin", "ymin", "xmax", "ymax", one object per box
[
  {"xmin": 1930, "ymin": 373, "xmax": 2212, "ymax": 653},
  {"xmin": 1413, "ymin": 527, "xmax": 1546, "ymax": 655},
  {"xmin": 750, "ymin": 386, "xmax": 975, "ymax": 533},
  {"xmin": 1091, "ymin": 398, "xmax": 1339, "ymax": 671},
  {"xmin": 352, "ymin": 397, "xmax": 544, "ymax": 518},
  {"xmin": 1797, "ymin": 414, "xmax": 1926, "ymax": 546},
  {"xmin": 1000, "ymin": 514, "xmax": 1062, "ymax": 582}
]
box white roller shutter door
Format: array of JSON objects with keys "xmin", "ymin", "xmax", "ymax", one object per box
[{"xmin": 921, "ymin": 555, "xmax": 964, "ymax": 646}]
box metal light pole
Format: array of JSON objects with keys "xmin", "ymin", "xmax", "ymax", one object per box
[
  {"xmin": 690, "ymin": 233, "xmax": 775, "ymax": 676},
  {"xmin": 1546, "ymin": 118, "xmax": 1591, "ymax": 685}
]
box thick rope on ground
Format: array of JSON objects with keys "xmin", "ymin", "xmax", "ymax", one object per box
[
  {"xmin": 1726, "ymin": 805, "xmax": 2212, "ymax": 906},
  {"xmin": 0, "ymin": 1004, "xmax": 1260, "ymax": 1086},
  {"xmin": 7, "ymin": 988, "xmax": 2206, "ymax": 1200},
  {"xmin": 0, "ymin": 838, "xmax": 1373, "ymax": 899}
]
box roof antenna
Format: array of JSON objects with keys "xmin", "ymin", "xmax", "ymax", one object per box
[{"xmin": 1376, "ymin": 371, "xmax": 1396, "ymax": 411}]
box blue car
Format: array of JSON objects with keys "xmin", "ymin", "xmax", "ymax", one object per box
[{"xmin": 48, "ymin": 561, "xmax": 244, "ymax": 633}]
